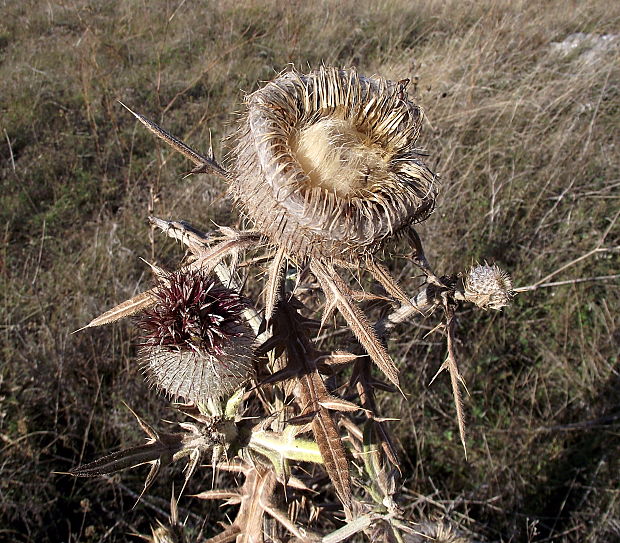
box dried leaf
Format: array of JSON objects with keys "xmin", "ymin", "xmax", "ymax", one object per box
[
  {"xmin": 316, "ymin": 351, "xmax": 360, "ymax": 375},
  {"xmin": 192, "ymin": 234, "xmax": 261, "ymax": 273},
  {"xmin": 263, "ymin": 298, "xmax": 354, "ymax": 510},
  {"xmin": 318, "ymin": 395, "xmax": 365, "ymax": 414},
  {"xmin": 320, "ymin": 292, "xmax": 339, "ymax": 330},
  {"xmin": 446, "ymin": 334, "xmax": 467, "ymax": 458},
  {"xmin": 119, "ymin": 101, "xmax": 228, "ymax": 178},
  {"xmin": 311, "ymin": 406, "xmax": 352, "ymax": 510},
  {"xmin": 192, "ymin": 489, "xmax": 241, "ymax": 502},
  {"xmin": 430, "ymin": 302, "xmax": 469, "ymax": 458},
  {"xmin": 311, "ymin": 260, "xmax": 401, "ymax": 390},
  {"xmin": 265, "ymin": 246, "xmax": 286, "ymax": 322},
  {"xmin": 149, "ymin": 216, "xmax": 210, "ymax": 253},
  {"xmin": 139, "ymin": 257, "xmax": 167, "ymax": 279},
  {"xmin": 298, "ymin": 371, "xmax": 352, "ymax": 509},
  {"xmin": 203, "ymin": 525, "xmax": 241, "ymax": 543},
  {"xmin": 77, "ymin": 290, "xmax": 154, "ymax": 331},
  {"xmin": 366, "ymin": 259, "xmax": 411, "ymax": 306}
]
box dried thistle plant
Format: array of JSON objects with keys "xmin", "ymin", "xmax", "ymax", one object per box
[{"xmin": 70, "ymin": 66, "xmax": 514, "ymax": 543}]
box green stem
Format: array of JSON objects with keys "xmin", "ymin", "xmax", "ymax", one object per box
[{"xmin": 249, "ymin": 429, "xmax": 323, "ymax": 464}]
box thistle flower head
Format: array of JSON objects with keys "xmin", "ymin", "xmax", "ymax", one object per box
[
  {"xmin": 137, "ymin": 269, "xmax": 254, "ymax": 404},
  {"xmin": 463, "ymin": 263, "xmax": 514, "ymax": 310},
  {"xmin": 231, "ymin": 66, "xmax": 438, "ymax": 260}
]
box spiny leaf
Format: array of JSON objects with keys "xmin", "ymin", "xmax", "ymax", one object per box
[
  {"xmin": 366, "ymin": 259, "xmax": 411, "ymax": 306},
  {"xmin": 203, "ymin": 525, "xmax": 241, "ymax": 543},
  {"xmin": 446, "ymin": 339, "xmax": 468, "ymax": 458},
  {"xmin": 124, "ymin": 401, "xmax": 160, "ymax": 441},
  {"xmin": 298, "ymin": 371, "xmax": 352, "ymax": 509},
  {"xmin": 264, "ymin": 299, "xmax": 354, "ymax": 510},
  {"xmin": 139, "ymin": 257, "xmax": 167, "ymax": 279},
  {"xmin": 311, "ymin": 260, "xmax": 401, "ymax": 390},
  {"xmin": 265, "ymin": 246, "xmax": 286, "ymax": 323},
  {"xmin": 149, "ymin": 216, "xmax": 211, "ymax": 253},
  {"xmin": 318, "ymin": 395, "xmax": 367, "ymax": 414},
  {"xmin": 351, "ymin": 358, "xmax": 401, "ymax": 470},
  {"xmin": 192, "ymin": 489, "xmax": 242, "ymax": 503},
  {"xmin": 76, "ymin": 290, "xmax": 155, "ymax": 331},
  {"xmin": 119, "ymin": 101, "xmax": 228, "ymax": 178},
  {"xmin": 69, "ymin": 443, "xmax": 162, "ymax": 478},
  {"xmin": 317, "ymin": 351, "xmax": 360, "ymax": 366},
  {"xmin": 312, "ymin": 406, "xmax": 352, "ymax": 510},
  {"xmin": 192, "ymin": 234, "xmax": 261, "ymax": 274},
  {"xmin": 349, "ymin": 290, "xmax": 393, "ymax": 304},
  {"xmin": 320, "ymin": 290, "xmax": 339, "ymax": 330},
  {"xmin": 431, "ymin": 303, "xmax": 469, "ymax": 458},
  {"xmin": 316, "ymin": 351, "xmax": 360, "ymax": 375}
]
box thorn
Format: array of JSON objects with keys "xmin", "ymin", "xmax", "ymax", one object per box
[
  {"xmin": 428, "ymin": 360, "xmax": 448, "ymax": 386},
  {"xmin": 118, "ymin": 100, "xmax": 140, "ymax": 119},
  {"xmin": 122, "ymin": 401, "xmax": 159, "ymax": 440},
  {"xmin": 139, "ymin": 257, "xmax": 167, "ymax": 279},
  {"xmin": 132, "ymin": 460, "xmax": 161, "ymax": 509},
  {"xmin": 423, "ymin": 321, "xmax": 445, "ymax": 338},
  {"xmin": 170, "ymin": 485, "xmax": 179, "ymax": 524}
]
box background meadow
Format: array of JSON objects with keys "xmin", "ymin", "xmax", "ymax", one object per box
[{"xmin": 1, "ymin": 1, "xmax": 618, "ymax": 541}]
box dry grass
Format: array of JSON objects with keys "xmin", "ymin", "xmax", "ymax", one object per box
[{"xmin": 1, "ymin": 1, "xmax": 618, "ymax": 541}]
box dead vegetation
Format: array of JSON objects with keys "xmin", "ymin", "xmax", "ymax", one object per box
[{"xmin": 1, "ymin": 1, "xmax": 618, "ymax": 542}]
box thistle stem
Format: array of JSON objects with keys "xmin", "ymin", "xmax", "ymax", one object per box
[{"xmin": 248, "ymin": 429, "xmax": 324, "ymax": 465}]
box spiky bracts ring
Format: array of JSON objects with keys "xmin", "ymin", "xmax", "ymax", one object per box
[
  {"xmin": 137, "ymin": 269, "xmax": 254, "ymax": 404},
  {"xmin": 232, "ymin": 66, "xmax": 438, "ymax": 260}
]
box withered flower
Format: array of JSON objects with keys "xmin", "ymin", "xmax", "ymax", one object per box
[
  {"xmin": 232, "ymin": 66, "xmax": 437, "ymax": 260},
  {"xmin": 137, "ymin": 269, "xmax": 254, "ymax": 404}
]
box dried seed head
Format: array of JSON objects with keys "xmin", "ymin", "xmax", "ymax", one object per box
[
  {"xmin": 231, "ymin": 66, "xmax": 438, "ymax": 260},
  {"xmin": 463, "ymin": 264, "xmax": 514, "ymax": 310},
  {"xmin": 136, "ymin": 269, "xmax": 254, "ymax": 403}
]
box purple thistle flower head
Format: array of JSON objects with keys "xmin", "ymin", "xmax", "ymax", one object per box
[
  {"xmin": 139, "ymin": 269, "xmax": 248, "ymax": 356},
  {"xmin": 136, "ymin": 269, "xmax": 254, "ymax": 404}
]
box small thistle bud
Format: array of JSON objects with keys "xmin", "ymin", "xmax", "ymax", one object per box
[
  {"xmin": 231, "ymin": 66, "xmax": 438, "ymax": 260},
  {"xmin": 136, "ymin": 269, "xmax": 254, "ymax": 404},
  {"xmin": 463, "ymin": 263, "xmax": 514, "ymax": 310}
]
